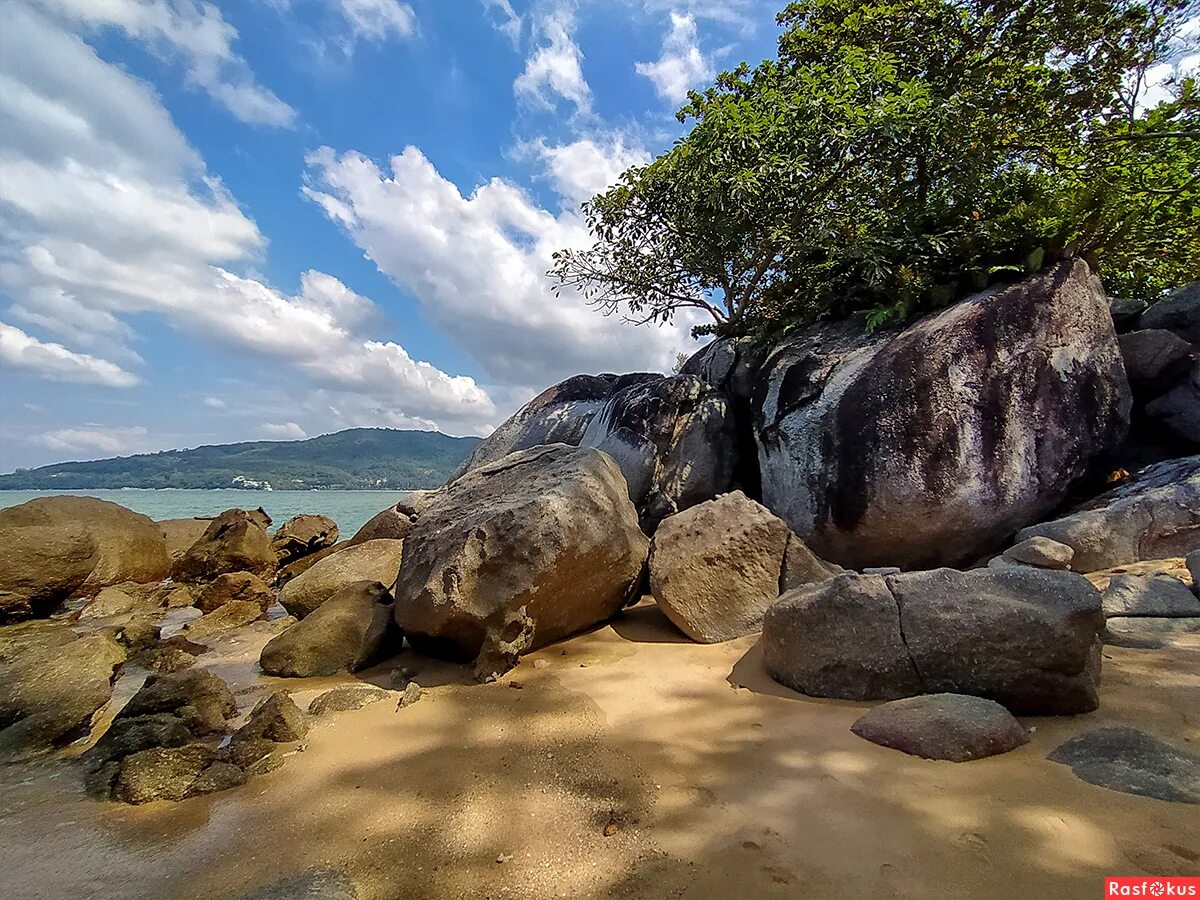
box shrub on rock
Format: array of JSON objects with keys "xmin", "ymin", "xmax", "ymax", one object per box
[
  {"xmin": 394, "ymin": 444, "xmax": 648, "ymax": 672},
  {"xmin": 278, "ymin": 540, "xmax": 404, "ymax": 619}
]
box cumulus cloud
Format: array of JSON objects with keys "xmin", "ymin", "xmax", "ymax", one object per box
[
  {"xmin": 629, "ymin": 0, "xmax": 761, "ymax": 35},
  {"xmin": 302, "ymin": 138, "xmax": 702, "ymax": 390},
  {"xmin": 260, "ymin": 421, "xmax": 308, "ymax": 439},
  {"xmin": 28, "ymin": 0, "xmax": 297, "ymax": 127},
  {"xmin": 635, "ymin": 11, "xmax": 715, "ymax": 103},
  {"xmin": 514, "ymin": 4, "xmax": 592, "ymax": 114},
  {"xmin": 36, "ymin": 424, "xmax": 152, "ymax": 455},
  {"xmin": 0, "ymin": 320, "xmax": 140, "ymax": 387},
  {"xmin": 0, "ymin": 3, "xmax": 498, "ymax": 437},
  {"xmin": 516, "ymin": 134, "xmax": 651, "ymax": 209}
]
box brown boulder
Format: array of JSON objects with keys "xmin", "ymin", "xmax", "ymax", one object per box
[
  {"xmin": 172, "ymin": 508, "xmax": 276, "ymax": 582},
  {"xmin": 158, "ymin": 517, "xmax": 211, "ymax": 562},
  {"xmin": 272, "ymin": 515, "xmax": 339, "ymax": 565},
  {"xmin": 261, "ymin": 581, "xmax": 397, "ymax": 677},
  {"xmin": 278, "ymin": 540, "xmax": 404, "ymax": 619},
  {"xmin": 195, "ymin": 572, "xmax": 275, "ymax": 614}
]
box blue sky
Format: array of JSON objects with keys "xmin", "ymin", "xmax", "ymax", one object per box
[{"xmin": 0, "ymin": 0, "xmax": 781, "ymax": 472}]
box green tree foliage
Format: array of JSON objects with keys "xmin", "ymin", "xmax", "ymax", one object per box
[{"xmin": 550, "ymin": 0, "xmax": 1200, "ymax": 337}]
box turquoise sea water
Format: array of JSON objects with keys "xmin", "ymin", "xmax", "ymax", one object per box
[{"xmin": 0, "ymin": 489, "xmax": 413, "ymax": 538}]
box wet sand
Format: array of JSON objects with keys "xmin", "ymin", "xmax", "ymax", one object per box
[{"xmin": 1, "ymin": 602, "xmax": 1198, "ymax": 899}]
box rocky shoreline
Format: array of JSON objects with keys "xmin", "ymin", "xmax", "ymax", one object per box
[{"xmin": 2, "ymin": 263, "xmax": 1200, "ymax": 897}]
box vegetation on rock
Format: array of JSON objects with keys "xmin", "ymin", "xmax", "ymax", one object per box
[{"xmin": 551, "ymin": 0, "xmax": 1200, "ymax": 337}]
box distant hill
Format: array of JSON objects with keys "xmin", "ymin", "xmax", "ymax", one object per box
[{"xmin": 0, "ymin": 428, "xmax": 481, "ymax": 491}]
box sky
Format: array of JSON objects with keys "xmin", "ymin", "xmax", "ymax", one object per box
[{"xmin": 0, "ymin": 0, "xmax": 782, "ymax": 472}]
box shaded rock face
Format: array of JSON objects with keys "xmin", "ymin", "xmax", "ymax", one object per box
[
  {"xmin": 116, "ymin": 670, "xmax": 238, "ymax": 735},
  {"xmin": 158, "ymin": 518, "xmax": 212, "ymax": 562},
  {"xmin": 648, "ymin": 491, "xmax": 835, "ymax": 642},
  {"xmin": 1118, "ymin": 329, "xmax": 1193, "ymax": 398},
  {"xmin": 172, "ymin": 508, "xmax": 276, "ymax": 583},
  {"xmin": 579, "ymin": 375, "xmax": 738, "ymax": 529},
  {"xmin": 261, "ymin": 581, "xmax": 398, "ymax": 677},
  {"xmin": 114, "ymin": 744, "xmax": 217, "ymax": 804},
  {"xmin": 1018, "ymin": 456, "xmax": 1200, "ymax": 571},
  {"xmin": 850, "ymin": 694, "xmax": 1029, "ymax": 762},
  {"xmin": 308, "ymin": 685, "xmax": 392, "ymax": 716},
  {"xmin": 278, "ymin": 540, "xmax": 405, "ymax": 619},
  {"xmin": 1049, "ymin": 726, "xmax": 1200, "ymax": 804},
  {"xmin": 1146, "ymin": 360, "xmax": 1200, "ymax": 444},
  {"xmin": 272, "ymin": 515, "xmax": 339, "ymax": 566},
  {"xmin": 0, "ymin": 630, "xmax": 125, "ymax": 759},
  {"xmin": 0, "ymin": 497, "xmax": 171, "ymax": 622},
  {"xmin": 764, "ymin": 568, "xmax": 1104, "ymax": 714},
  {"xmin": 1140, "ymin": 280, "xmax": 1200, "ymax": 343},
  {"xmin": 453, "ymin": 373, "xmax": 658, "ymax": 478},
  {"xmin": 751, "ymin": 261, "xmax": 1131, "ymax": 569},
  {"xmin": 1101, "ymin": 574, "xmax": 1200, "ymax": 618},
  {"xmin": 394, "ymin": 444, "xmax": 649, "ymax": 667},
  {"xmin": 195, "ymin": 572, "xmax": 275, "ymax": 614}
]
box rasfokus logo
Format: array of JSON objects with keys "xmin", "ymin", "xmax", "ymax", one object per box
[{"xmin": 1106, "ymin": 878, "xmax": 1200, "ymax": 897}]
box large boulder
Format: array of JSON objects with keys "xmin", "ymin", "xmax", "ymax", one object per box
[
  {"xmin": 751, "ymin": 261, "xmax": 1131, "ymax": 569},
  {"xmin": 350, "ymin": 494, "xmax": 438, "ymax": 544},
  {"xmin": 453, "ymin": 373, "xmax": 657, "ymax": 477},
  {"xmin": 648, "ymin": 491, "xmax": 835, "ymax": 642},
  {"xmin": 158, "ymin": 517, "xmax": 211, "ymax": 562},
  {"xmin": 579, "ymin": 375, "xmax": 738, "ymax": 528},
  {"xmin": 1146, "ymin": 360, "xmax": 1200, "ymax": 444},
  {"xmin": 0, "ymin": 497, "xmax": 171, "ymax": 622},
  {"xmin": 764, "ymin": 568, "xmax": 1104, "ymax": 714},
  {"xmin": 0, "ymin": 629, "xmax": 125, "ymax": 759},
  {"xmin": 850, "ymin": 694, "xmax": 1030, "ymax": 762},
  {"xmin": 260, "ymin": 581, "xmax": 398, "ymax": 677},
  {"xmin": 272, "ymin": 515, "xmax": 339, "ymax": 565},
  {"xmin": 172, "ymin": 508, "xmax": 276, "ymax": 582},
  {"xmin": 1049, "ymin": 726, "xmax": 1200, "ymax": 804},
  {"xmin": 1018, "ymin": 456, "xmax": 1200, "ymax": 571},
  {"xmin": 1139, "ymin": 280, "xmax": 1200, "ymax": 343},
  {"xmin": 1118, "ymin": 329, "xmax": 1193, "ymax": 397},
  {"xmin": 1101, "ymin": 574, "xmax": 1200, "ymax": 618},
  {"xmin": 278, "ymin": 539, "xmax": 405, "ymax": 619},
  {"xmin": 195, "ymin": 572, "xmax": 275, "ymax": 614},
  {"xmin": 115, "ymin": 669, "xmax": 238, "ymax": 735},
  {"xmin": 394, "ymin": 444, "xmax": 649, "ymax": 667}
]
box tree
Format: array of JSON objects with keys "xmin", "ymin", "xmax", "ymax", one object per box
[{"xmin": 550, "ymin": 0, "xmax": 1200, "ymax": 338}]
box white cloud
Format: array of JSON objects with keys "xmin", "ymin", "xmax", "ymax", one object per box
[
  {"xmin": 0, "ymin": 320, "xmax": 139, "ymax": 387},
  {"xmin": 36, "ymin": 424, "xmax": 151, "ymax": 455},
  {"xmin": 635, "ymin": 11, "xmax": 715, "ymax": 103},
  {"xmin": 202, "ymin": 396, "xmax": 226, "ymax": 409},
  {"xmin": 260, "ymin": 421, "xmax": 308, "ymax": 439},
  {"xmin": 28, "ymin": 0, "xmax": 297, "ymax": 128},
  {"xmin": 336, "ymin": 0, "xmax": 416, "ymax": 42},
  {"xmin": 0, "ymin": 3, "xmax": 498, "ymax": 437},
  {"xmin": 302, "ymin": 140, "xmax": 702, "ymax": 390},
  {"xmin": 483, "ymin": 0, "xmax": 522, "ymax": 47},
  {"xmin": 629, "ymin": 0, "xmax": 761, "ymax": 35},
  {"xmin": 514, "ymin": 4, "xmax": 592, "ymax": 114},
  {"xmin": 516, "ymin": 134, "xmax": 651, "ymax": 209}
]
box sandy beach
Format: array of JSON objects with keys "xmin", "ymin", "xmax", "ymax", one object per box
[{"xmin": 2, "ymin": 601, "xmax": 1197, "ymax": 900}]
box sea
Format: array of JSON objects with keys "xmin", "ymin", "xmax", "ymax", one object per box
[{"xmin": 0, "ymin": 489, "xmax": 413, "ymax": 538}]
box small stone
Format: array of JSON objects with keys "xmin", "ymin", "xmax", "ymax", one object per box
[
  {"xmin": 308, "ymin": 685, "xmax": 392, "ymax": 716},
  {"xmin": 496, "ymin": 853, "xmax": 513, "ymax": 864},
  {"xmin": 235, "ymin": 691, "xmax": 308, "ymax": 743},
  {"xmin": 603, "ymin": 821, "xmax": 620, "ymax": 837},
  {"xmin": 114, "ymin": 743, "xmax": 215, "ymax": 804},
  {"xmin": 396, "ymin": 682, "xmax": 422, "ymax": 709},
  {"xmin": 532, "ymin": 659, "xmax": 550, "ymax": 670},
  {"xmin": 850, "ymin": 693, "xmax": 1030, "ymax": 762},
  {"xmin": 1003, "ymin": 537, "xmax": 1074, "ymax": 570}
]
